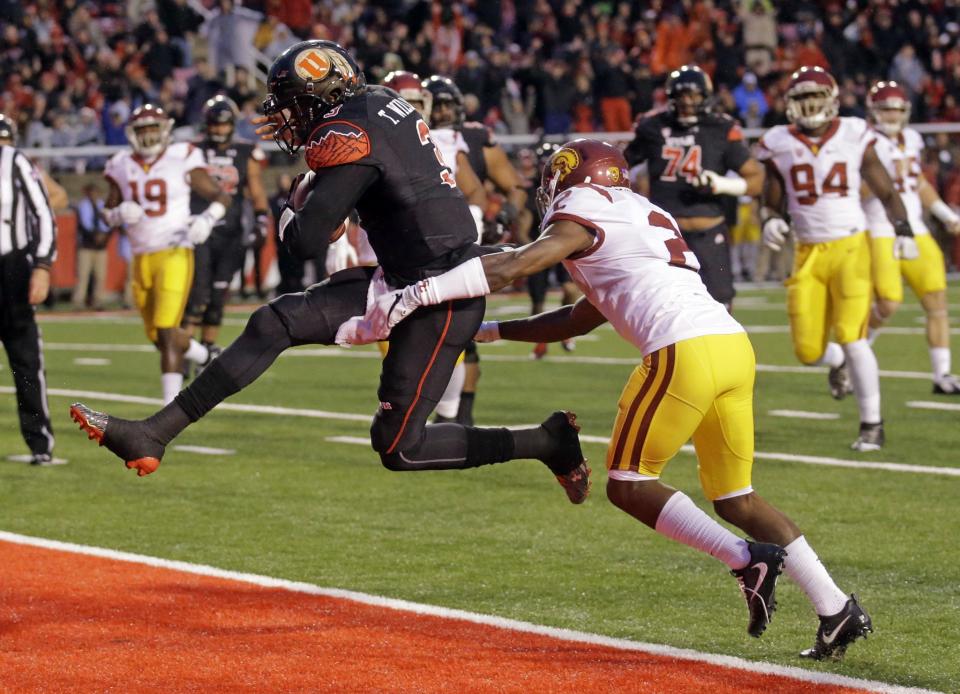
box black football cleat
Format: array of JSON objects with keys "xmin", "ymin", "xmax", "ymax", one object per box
[
  {"xmin": 800, "ymin": 594, "xmax": 873, "ymax": 660},
  {"xmin": 932, "ymin": 375, "xmax": 960, "ymax": 395},
  {"xmin": 539, "ymin": 411, "xmax": 591, "ymax": 504},
  {"xmin": 850, "ymin": 421, "xmax": 884, "ymax": 452},
  {"xmin": 828, "ymin": 361, "xmax": 853, "ymax": 400},
  {"xmin": 70, "ymin": 403, "xmax": 165, "ymax": 476},
  {"xmin": 731, "ymin": 541, "xmax": 787, "ymax": 637}
]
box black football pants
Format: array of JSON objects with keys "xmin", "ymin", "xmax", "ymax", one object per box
[
  {"xmin": 0, "ymin": 251, "xmax": 54, "ymax": 456},
  {"xmin": 177, "ymin": 266, "xmax": 495, "ymax": 470}
]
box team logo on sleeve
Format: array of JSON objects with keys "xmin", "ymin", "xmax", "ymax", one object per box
[
  {"xmin": 305, "ymin": 121, "xmax": 372, "ymax": 170},
  {"xmin": 551, "ymin": 148, "xmax": 580, "ymax": 182}
]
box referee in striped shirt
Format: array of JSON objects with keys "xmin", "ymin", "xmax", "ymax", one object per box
[{"xmin": 0, "ymin": 114, "xmax": 58, "ymax": 465}]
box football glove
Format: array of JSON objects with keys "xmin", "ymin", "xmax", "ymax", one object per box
[
  {"xmin": 104, "ymin": 201, "xmax": 145, "ymax": 227},
  {"xmin": 277, "ymin": 204, "xmax": 297, "ymax": 242},
  {"xmin": 692, "ymin": 170, "xmax": 747, "ymax": 197},
  {"xmin": 188, "ymin": 202, "xmax": 226, "ymax": 246},
  {"xmin": 762, "ymin": 217, "xmax": 789, "ymax": 251},
  {"xmin": 475, "ymin": 321, "xmax": 501, "ymax": 343},
  {"xmin": 250, "ymin": 210, "xmax": 270, "ymax": 249},
  {"xmin": 893, "ymin": 235, "xmax": 920, "ymax": 260}
]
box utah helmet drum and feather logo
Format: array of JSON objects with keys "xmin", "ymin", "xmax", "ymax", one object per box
[
  {"xmin": 550, "ymin": 148, "xmax": 581, "ymax": 182},
  {"xmin": 294, "ymin": 47, "xmax": 355, "ymax": 83}
]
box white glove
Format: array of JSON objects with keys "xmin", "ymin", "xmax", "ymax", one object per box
[
  {"xmin": 475, "ymin": 321, "xmax": 500, "ymax": 343},
  {"xmin": 762, "ymin": 217, "xmax": 789, "ymax": 251},
  {"xmin": 692, "ymin": 170, "xmax": 747, "ymax": 196},
  {"xmin": 188, "ymin": 212, "xmax": 215, "ymax": 245},
  {"xmin": 278, "ymin": 205, "xmax": 296, "ymax": 242},
  {"xmin": 893, "ymin": 235, "xmax": 920, "ymax": 260},
  {"xmin": 104, "ymin": 201, "xmax": 144, "ymax": 226},
  {"xmin": 364, "ymin": 284, "xmax": 423, "ymax": 341},
  {"xmin": 334, "ymin": 316, "xmax": 380, "ymax": 347},
  {"xmin": 469, "ymin": 204, "xmax": 484, "ymax": 243},
  {"xmin": 325, "ymin": 233, "xmax": 358, "ymax": 275}
]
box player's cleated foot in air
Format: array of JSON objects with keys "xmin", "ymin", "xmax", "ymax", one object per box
[
  {"xmin": 539, "ymin": 410, "xmax": 591, "ymax": 504},
  {"xmin": 531, "ymin": 342, "xmax": 548, "ymax": 360},
  {"xmin": 850, "ymin": 421, "xmax": 884, "ymax": 452},
  {"xmin": 828, "ymin": 361, "xmax": 853, "ymax": 400},
  {"xmin": 932, "ymin": 374, "xmax": 960, "ymax": 395},
  {"xmin": 561, "ymin": 338, "xmax": 576, "ymax": 352},
  {"xmin": 800, "ymin": 594, "xmax": 872, "ymax": 661},
  {"xmin": 731, "ymin": 541, "xmax": 787, "ymax": 637},
  {"xmin": 195, "ymin": 344, "xmax": 222, "ymax": 377},
  {"xmin": 69, "ymin": 403, "xmax": 165, "ymax": 476}
]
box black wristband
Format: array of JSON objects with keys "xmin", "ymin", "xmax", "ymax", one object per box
[{"xmin": 893, "ymin": 219, "xmax": 914, "ymax": 237}]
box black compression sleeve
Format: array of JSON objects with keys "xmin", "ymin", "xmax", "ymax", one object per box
[{"xmin": 285, "ymin": 164, "xmax": 379, "ymax": 260}]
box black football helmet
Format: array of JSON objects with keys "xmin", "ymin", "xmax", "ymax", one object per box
[
  {"xmin": 665, "ymin": 65, "xmax": 713, "ymax": 126},
  {"xmin": 203, "ymin": 95, "xmax": 239, "ymax": 144},
  {"xmin": 0, "ymin": 113, "xmax": 17, "ymax": 144},
  {"xmin": 262, "ymin": 40, "xmax": 366, "ymax": 156},
  {"xmin": 422, "ymin": 75, "xmax": 464, "ymax": 128}
]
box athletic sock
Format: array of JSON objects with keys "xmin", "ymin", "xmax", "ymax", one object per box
[
  {"xmin": 435, "ymin": 361, "xmax": 465, "ymax": 419},
  {"xmin": 456, "ymin": 391, "xmax": 476, "ymax": 425},
  {"xmin": 161, "ymin": 372, "xmax": 183, "ymax": 405},
  {"xmin": 816, "ymin": 342, "xmax": 845, "ymax": 368},
  {"xmin": 654, "ymin": 492, "xmax": 752, "ymax": 570},
  {"xmin": 782, "ymin": 536, "xmax": 849, "ymax": 616},
  {"xmin": 184, "ymin": 339, "xmax": 210, "ymax": 364},
  {"xmin": 930, "ymin": 347, "xmax": 951, "ymax": 380},
  {"xmin": 509, "ymin": 425, "xmax": 551, "ymax": 460},
  {"xmin": 842, "ymin": 339, "xmax": 881, "ymax": 423},
  {"xmin": 867, "ymin": 327, "xmax": 880, "ymax": 347}
]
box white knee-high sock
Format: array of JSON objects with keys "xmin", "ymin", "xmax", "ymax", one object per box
[
  {"xmin": 816, "ymin": 342, "xmax": 845, "ymax": 368},
  {"xmin": 184, "ymin": 339, "xmax": 210, "ymax": 364},
  {"xmin": 161, "ymin": 372, "xmax": 184, "ymax": 405},
  {"xmin": 782, "ymin": 536, "xmax": 849, "ymax": 616},
  {"xmin": 654, "ymin": 492, "xmax": 752, "ymax": 569},
  {"xmin": 930, "ymin": 347, "xmax": 951, "ymax": 380},
  {"xmin": 435, "ymin": 361, "xmax": 465, "ymax": 419},
  {"xmin": 842, "ymin": 339, "xmax": 881, "ymax": 423}
]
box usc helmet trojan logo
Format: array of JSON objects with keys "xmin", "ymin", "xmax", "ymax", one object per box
[{"xmin": 550, "ymin": 148, "xmax": 580, "ymax": 182}]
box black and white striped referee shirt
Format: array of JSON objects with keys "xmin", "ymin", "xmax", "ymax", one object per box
[{"xmin": 0, "ymin": 144, "xmax": 57, "ymax": 267}]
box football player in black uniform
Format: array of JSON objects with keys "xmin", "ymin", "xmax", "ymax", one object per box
[
  {"xmin": 184, "ymin": 95, "xmax": 270, "ymax": 356},
  {"xmin": 625, "ymin": 65, "xmax": 764, "ymax": 309},
  {"xmin": 70, "ymin": 40, "xmax": 589, "ymax": 503},
  {"xmin": 423, "ymin": 74, "xmax": 531, "ymax": 424}
]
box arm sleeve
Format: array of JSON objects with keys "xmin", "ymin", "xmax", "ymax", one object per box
[
  {"xmin": 286, "ymin": 163, "xmax": 379, "ymax": 260},
  {"xmin": 15, "ymin": 152, "xmax": 57, "ymax": 266},
  {"xmin": 722, "ymin": 124, "xmax": 752, "ymax": 172}
]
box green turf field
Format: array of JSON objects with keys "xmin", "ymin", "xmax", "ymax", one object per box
[{"xmin": 2, "ymin": 285, "xmax": 958, "ymax": 692}]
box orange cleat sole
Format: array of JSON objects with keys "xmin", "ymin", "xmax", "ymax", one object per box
[
  {"xmin": 70, "ymin": 404, "xmax": 104, "ymax": 445},
  {"xmin": 126, "ymin": 458, "xmax": 161, "ymax": 476}
]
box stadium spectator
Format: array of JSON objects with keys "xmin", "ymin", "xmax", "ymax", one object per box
[
  {"xmin": 732, "ymin": 73, "xmax": 768, "ymax": 123},
  {"xmin": 72, "ymin": 183, "xmax": 111, "ymax": 311}
]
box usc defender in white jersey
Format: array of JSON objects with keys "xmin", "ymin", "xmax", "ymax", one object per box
[
  {"xmin": 102, "ymin": 104, "xmax": 230, "ymax": 404},
  {"xmin": 356, "ymin": 139, "xmax": 872, "ymax": 659},
  {"xmin": 860, "ymin": 81, "xmax": 960, "ymax": 394},
  {"xmin": 756, "ymin": 67, "xmax": 914, "ymax": 452}
]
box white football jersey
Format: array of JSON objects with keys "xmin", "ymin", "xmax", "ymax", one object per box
[
  {"xmin": 863, "ymin": 127, "xmax": 928, "ymax": 238},
  {"xmin": 104, "ymin": 142, "xmax": 207, "ymax": 255},
  {"xmin": 542, "ymin": 184, "xmax": 743, "ymax": 356},
  {"xmin": 429, "ymin": 128, "xmax": 469, "ymax": 176},
  {"xmin": 756, "ymin": 117, "xmax": 875, "ymax": 243}
]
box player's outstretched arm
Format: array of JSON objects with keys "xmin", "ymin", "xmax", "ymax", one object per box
[
  {"xmin": 759, "ymin": 161, "xmax": 789, "ymax": 251},
  {"xmin": 484, "ymin": 296, "xmax": 608, "ymax": 344},
  {"xmin": 918, "ymin": 174, "xmax": 960, "ymax": 235}
]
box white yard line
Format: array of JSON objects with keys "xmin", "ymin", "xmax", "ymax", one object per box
[
  {"xmin": 907, "ymin": 400, "xmax": 960, "ymax": 412},
  {"xmin": 172, "ymin": 445, "xmax": 236, "ymax": 455},
  {"xmin": 0, "ymin": 531, "xmax": 937, "ymax": 694},
  {"xmin": 769, "ymin": 410, "xmax": 841, "ymax": 420},
  {"xmin": 5, "ymin": 384, "xmax": 956, "ymax": 477}
]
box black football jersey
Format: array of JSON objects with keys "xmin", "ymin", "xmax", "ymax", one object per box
[
  {"xmin": 461, "ymin": 121, "xmax": 494, "ymax": 182},
  {"xmin": 624, "ymin": 110, "xmax": 751, "ymax": 219},
  {"xmin": 191, "ymin": 140, "xmax": 266, "ymax": 236},
  {"xmin": 303, "ymin": 85, "xmax": 476, "ymax": 280}
]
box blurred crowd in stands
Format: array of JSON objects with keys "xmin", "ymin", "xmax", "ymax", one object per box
[{"xmin": 3, "ymin": 0, "xmax": 960, "ymax": 302}]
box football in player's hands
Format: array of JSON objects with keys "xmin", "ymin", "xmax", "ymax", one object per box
[{"xmin": 289, "ymin": 170, "xmax": 347, "ymax": 242}]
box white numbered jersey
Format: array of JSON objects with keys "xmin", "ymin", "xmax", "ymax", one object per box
[
  {"xmin": 542, "ymin": 184, "xmax": 743, "ymax": 356},
  {"xmin": 104, "ymin": 142, "xmax": 206, "ymax": 255},
  {"xmin": 429, "ymin": 128, "xmax": 469, "ymax": 176},
  {"xmin": 757, "ymin": 118, "xmax": 875, "ymax": 243},
  {"xmin": 863, "ymin": 127, "xmax": 928, "ymax": 238}
]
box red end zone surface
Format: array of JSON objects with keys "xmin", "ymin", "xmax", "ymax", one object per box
[{"xmin": 0, "ymin": 539, "xmax": 873, "ymax": 693}]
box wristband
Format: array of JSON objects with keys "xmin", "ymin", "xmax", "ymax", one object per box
[
  {"xmin": 930, "ymin": 200, "xmax": 960, "ymax": 225},
  {"xmin": 416, "ymin": 257, "xmax": 491, "ymax": 305},
  {"xmin": 893, "ymin": 219, "xmax": 914, "ymax": 237},
  {"xmin": 712, "ymin": 174, "xmax": 748, "ymax": 197}
]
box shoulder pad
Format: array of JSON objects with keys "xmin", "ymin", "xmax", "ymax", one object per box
[{"xmin": 305, "ymin": 120, "xmax": 372, "ymax": 171}]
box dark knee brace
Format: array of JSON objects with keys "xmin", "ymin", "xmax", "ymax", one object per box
[
  {"xmin": 464, "ymin": 340, "xmax": 479, "ymax": 364},
  {"xmin": 202, "ymin": 281, "xmax": 229, "ymax": 327}
]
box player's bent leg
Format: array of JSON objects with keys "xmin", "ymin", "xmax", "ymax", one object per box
[
  {"xmin": 71, "ymin": 269, "xmax": 375, "ymax": 475},
  {"xmin": 786, "ymin": 251, "xmax": 830, "ymax": 365}
]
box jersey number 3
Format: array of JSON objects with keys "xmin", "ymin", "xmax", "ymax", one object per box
[{"xmin": 416, "ymin": 120, "xmax": 456, "ymax": 188}]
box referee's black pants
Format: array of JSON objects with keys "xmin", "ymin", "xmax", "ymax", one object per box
[{"xmin": 0, "ymin": 251, "xmax": 54, "ymax": 456}]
